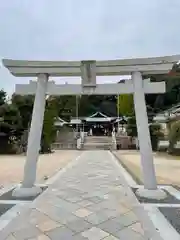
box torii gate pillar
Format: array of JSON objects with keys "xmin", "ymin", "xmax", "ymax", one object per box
[
  {"xmin": 13, "ymin": 73, "xmax": 48, "ymax": 197},
  {"xmin": 133, "ymin": 72, "xmax": 166, "ymax": 199}
]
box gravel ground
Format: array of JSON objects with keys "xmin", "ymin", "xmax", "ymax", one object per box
[
  {"xmin": 0, "ymin": 150, "xmax": 80, "ymax": 186},
  {"xmin": 114, "ymin": 150, "xmax": 180, "ymax": 187}
]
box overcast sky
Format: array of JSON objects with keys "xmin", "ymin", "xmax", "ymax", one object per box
[{"xmin": 0, "ymin": 0, "xmax": 180, "ymax": 95}]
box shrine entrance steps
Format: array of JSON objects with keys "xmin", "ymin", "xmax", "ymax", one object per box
[
  {"xmin": 83, "ymin": 136, "xmax": 112, "ymax": 150},
  {"xmin": 52, "ymin": 130, "xmax": 77, "ymax": 150}
]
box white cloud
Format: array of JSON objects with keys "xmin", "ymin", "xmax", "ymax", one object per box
[{"xmin": 0, "ymin": 0, "xmax": 180, "ymax": 94}]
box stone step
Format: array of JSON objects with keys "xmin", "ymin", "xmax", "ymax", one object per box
[
  {"xmin": 83, "ymin": 145, "xmax": 111, "ymax": 150},
  {"xmin": 85, "ymin": 137, "xmax": 112, "ymax": 143}
]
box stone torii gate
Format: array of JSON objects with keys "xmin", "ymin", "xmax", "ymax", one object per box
[{"xmin": 2, "ymin": 55, "xmax": 180, "ymax": 199}]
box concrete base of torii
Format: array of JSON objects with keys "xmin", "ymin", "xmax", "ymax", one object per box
[
  {"xmin": 136, "ymin": 188, "xmax": 167, "ymax": 200},
  {"xmin": 12, "ymin": 185, "xmax": 42, "ymax": 198}
]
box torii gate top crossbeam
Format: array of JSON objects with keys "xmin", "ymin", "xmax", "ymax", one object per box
[{"xmin": 2, "ymin": 55, "xmax": 180, "ymax": 77}]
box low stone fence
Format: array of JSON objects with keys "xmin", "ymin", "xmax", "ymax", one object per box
[
  {"xmin": 158, "ymin": 140, "xmax": 180, "ymax": 151},
  {"xmin": 116, "ymin": 136, "xmax": 136, "ymax": 149},
  {"xmin": 52, "ymin": 142, "xmax": 77, "ymax": 150}
]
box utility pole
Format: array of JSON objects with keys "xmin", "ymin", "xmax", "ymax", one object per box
[
  {"xmin": 117, "ymin": 95, "xmax": 120, "ymax": 132},
  {"xmin": 76, "ymin": 95, "xmax": 79, "ymax": 133}
]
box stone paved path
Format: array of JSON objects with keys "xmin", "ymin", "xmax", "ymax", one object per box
[{"xmin": 1, "ymin": 151, "xmax": 161, "ymax": 240}]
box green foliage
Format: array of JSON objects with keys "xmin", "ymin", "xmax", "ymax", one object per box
[
  {"xmin": 150, "ymin": 123, "xmax": 164, "ymax": 138},
  {"xmin": 0, "ymin": 92, "xmax": 33, "ymax": 154},
  {"xmin": 52, "ymin": 96, "xmax": 76, "ymax": 121},
  {"xmin": 0, "ymin": 89, "xmax": 6, "ymax": 106},
  {"xmin": 78, "ymin": 96, "xmax": 91, "ymax": 116},
  {"xmin": 0, "ymin": 102, "xmax": 22, "ymax": 154},
  {"xmin": 126, "ymin": 117, "xmax": 163, "ymax": 150},
  {"xmin": 126, "ymin": 117, "xmax": 137, "ymax": 137},
  {"xmin": 168, "ymin": 120, "xmax": 180, "ymax": 153},
  {"xmin": 117, "ymin": 94, "xmax": 134, "ymax": 117},
  {"xmin": 41, "ymin": 97, "xmax": 59, "ymax": 153},
  {"xmin": 11, "ymin": 94, "xmax": 34, "ymax": 129},
  {"xmin": 153, "ymin": 76, "xmax": 180, "ymax": 110},
  {"xmin": 149, "ymin": 123, "xmax": 164, "ymax": 151}
]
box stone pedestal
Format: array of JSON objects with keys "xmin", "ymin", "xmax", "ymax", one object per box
[
  {"xmin": 136, "ymin": 188, "xmax": 167, "ymax": 200},
  {"xmin": 12, "ymin": 185, "xmax": 42, "ymax": 198}
]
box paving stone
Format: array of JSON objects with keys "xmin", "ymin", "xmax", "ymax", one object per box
[
  {"xmin": 73, "ymin": 208, "xmax": 93, "ymax": 218},
  {"xmin": 113, "ymin": 227, "xmax": 145, "ymax": 240},
  {"xmin": 101, "ymin": 194, "xmax": 109, "ymax": 200},
  {"xmin": 102, "ymin": 209, "xmax": 120, "ymax": 218},
  {"xmin": 129, "ymin": 222, "xmax": 145, "ymax": 236},
  {"xmin": 66, "ymin": 219, "xmax": 92, "ymax": 233},
  {"xmin": 0, "ymin": 151, "xmax": 151, "ymax": 240},
  {"xmin": 5, "ymin": 234, "xmax": 16, "ymax": 240},
  {"xmin": 46, "ymin": 226, "xmax": 74, "ymax": 239},
  {"xmin": 70, "ymin": 234, "xmax": 89, "ymax": 240},
  {"xmin": 98, "ymin": 219, "xmax": 124, "ymax": 235},
  {"xmin": 85, "ymin": 210, "xmax": 110, "ymax": 225},
  {"xmin": 28, "ymin": 234, "xmax": 51, "ymax": 239},
  {"xmin": 45, "ymin": 207, "xmax": 79, "ymax": 224},
  {"xmin": 37, "ymin": 218, "xmax": 62, "ymax": 232},
  {"xmin": 38, "ymin": 235, "xmax": 52, "ymax": 240},
  {"xmin": 35, "ymin": 202, "xmax": 52, "ymax": 213},
  {"xmin": 112, "ymin": 210, "xmax": 138, "ymax": 227},
  {"xmin": 51, "ymin": 198, "xmax": 80, "ymax": 212},
  {"xmin": 82, "ymin": 227, "xmax": 110, "ymax": 240},
  {"xmin": 61, "ymin": 191, "xmax": 83, "ymax": 200},
  {"xmin": 66, "ymin": 196, "xmax": 83, "ymax": 203},
  {"xmin": 87, "ymin": 203, "xmax": 105, "ymax": 212},
  {"xmin": 57, "ymin": 213, "xmax": 80, "ymax": 224},
  {"xmin": 99, "ymin": 200, "xmax": 119, "ymax": 210},
  {"xmin": 78, "ymin": 200, "xmax": 94, "ymax": 207},
  {"xmin": 86, "ymin": 196, "xmax": 103, "ymax": 204},
  {"xmin": 12, "ymin": 225, "xmax": 42, "ymax": 240},
  {"xmin": 7, "ymin": 212, "xmax": 34, "ymax": 233},
  {"xmin": 103, "ymin": 235, "xmax": 120, "ymax": 240},
  {"xmin": 29, "ymin": 209, "xmax": 51, "ymax": 225},
  {"xmin": 118, "ymin": 203, "xmax": 131, "ymax": 215}
]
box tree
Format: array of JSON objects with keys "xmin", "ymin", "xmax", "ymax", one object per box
[
  {"xmin": 126, "ymin": 117, "xmax": 163, "ymax": 151},
  {"xmin": 168, "ymin": 120, "xmax": 180, "ymax": 154},
  {"xmin": 149, "ymin": 123, "xmax": 164, "ymax": 151},
  {"xmin": 52, "ymin": 96, "xmax": 77, "ymax": 121},
  {"xmin": 126, "ymin": 117, "xmax": 137, "ymax": 137},
  {"xmin": 41, "ymin": 97, "xmax": 59, "ymax": 153},
  {"xmin": 78, "ymin": 96, "xmax": 90, "ymax": 117},
  {"xmin": 0, "ymin": 89, "xmax": 6, "ymax": 106},
  {"xmin": 117, "ymin": 94, "xmax": 134, "ymax": 117},
  {"xmin": 0, "ymin": 101, "xmax": 22, "ymax": 154},
  {"xmin": 11, "ymin": 94, "xmax": 34, "ymax": 130}
]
